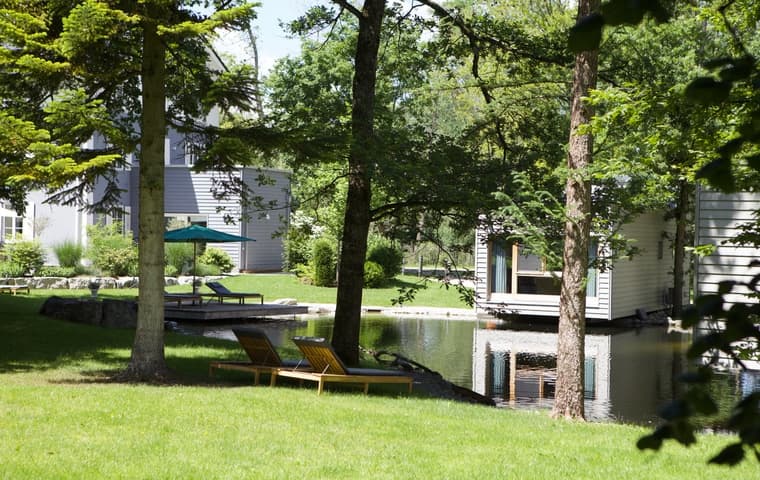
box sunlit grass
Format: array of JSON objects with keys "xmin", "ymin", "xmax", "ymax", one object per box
[
  {"xmin": 0, "ymin": 292, "xmax": 755, "ymax": 478},
  {"xmin": 167, "ymin": 273, "xmax": 471, "ymax": 309}
]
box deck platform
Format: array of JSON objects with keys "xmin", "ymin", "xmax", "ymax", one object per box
[{"xmin": 164, "ymin": 302, "xmax": 308, "ymax": 322}]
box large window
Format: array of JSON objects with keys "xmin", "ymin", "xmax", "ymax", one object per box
[
  {"xmin": 165, "ymin": 215, "xmax": 207, "ymax": 230},
  {"xmin": 94, "ymin": 207, "xmax": 131, "ymax": 235},
  {"xmin": 489, "ymin": 241, "xmax": 599, "ymax": 297},
  {"xmin": 1, "ymin": 216, "xmax": 22, "ymax": 240}
]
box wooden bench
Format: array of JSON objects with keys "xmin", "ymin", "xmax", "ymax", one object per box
[{"xmin": 0, "ymin": 284, "xmax": 30, "ymax": 295}]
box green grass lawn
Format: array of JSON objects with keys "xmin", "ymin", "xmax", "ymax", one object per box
[
  {"xmin": 0, "ymin": 291, "xmax": 756, "ymax": 479},
  {"xmin": 167, "ymin": 273, "xmax": 472, "ymax": 309}
]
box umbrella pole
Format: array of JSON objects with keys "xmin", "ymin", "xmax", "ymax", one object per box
[{"xmin": 192, "ymin": 242, "xmax": 197, "ymax": 295}]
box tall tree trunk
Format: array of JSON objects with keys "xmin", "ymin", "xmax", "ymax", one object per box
[
  {"xmin": 124, "ymin": 17, "xmax": 169, "ymax": 380},
  {"xmin": 331, "ymin": 0, "xmax": 385, "ymax": 365},
  {"xmin": 671, "ymin": 178, "xmax": 689, "ymax": 318},
  {"xmin": 552, "ymin": 0, "xmax": 599, "ymax": 420}
]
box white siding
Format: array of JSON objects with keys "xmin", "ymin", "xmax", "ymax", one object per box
[
  {"xmin": 696, "ymin": 188, "xmax": 760, "ymax": 303},
  {"xmin": 240, "ymin": 168, "xmax": 290, "ymax": 272},
  {"xmin": 610, "ymin": 212, "xmax": 675, "ymax": 319}
]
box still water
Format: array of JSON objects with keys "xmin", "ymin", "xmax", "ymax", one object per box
[{"xmin": 175, "ymin": 315, "xmax": 759, "ymax": 425}]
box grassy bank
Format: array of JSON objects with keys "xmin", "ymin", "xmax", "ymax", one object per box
[
  {"xmin": 0, "ymin": 293, "xmax": 754, "ymax": 479},
  {"xmin": 169, "ymin": 273, "xmax": 471, "ymax": 309}
]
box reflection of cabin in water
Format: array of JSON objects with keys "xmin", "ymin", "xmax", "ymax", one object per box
[
  {"xmin": 474, "ymin": 213, "xmax": 683, "ymax": 321},
  {"xmin": 472, "ymin": 327, "xmax": 691, "ymax": 422}
]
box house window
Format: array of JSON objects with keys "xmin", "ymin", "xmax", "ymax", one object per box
[
  {"xmin": 1, "ymin": 216, "xmax": 23, "ymax": 240},
  {"xmin": 94, "ymin": 207, "xmax": 131, "ymax": 235},
  {"xmin": 488, "ymin": 240, "xmax": 599, "ymax": 298},
  {"xmin": 490, "ymin": 239, "xmax": 511, "ymax": 294},
  {"xmin": 165, "ymin": 215, "xmax": 207, "ymax": 230}
]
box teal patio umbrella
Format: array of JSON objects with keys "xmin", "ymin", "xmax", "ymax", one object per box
[{"xmin": 164, "ymin": 225, "xmax": 255, "ymax": 293}]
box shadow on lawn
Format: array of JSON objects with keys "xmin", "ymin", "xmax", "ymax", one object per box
[{"xmin": 0, "ymin": 293, "xmax": 243, "ymax": 386}]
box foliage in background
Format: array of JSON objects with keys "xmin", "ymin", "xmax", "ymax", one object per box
[
  {"xmin": 86, "ymin": 222, "xmax": 138, "ymax": 277},
  {"xmin": 0, "ymin": 240, "xmax": 45, "ymax": 276},
  {"xmin": 165, "ymin": 242, "xmax": 194, "ymax": 277},
  {"xmin": 199, "ymin": 247, "xmax": 234, "ymax": 274},
  {"xmin": 310, "ymin": 237, "xmax": 337, "ymax": 287},
  {"xmin": 36, "ymin": 266, "xmax": 77, "ymax": 277},
  {"xmin": 363, "ymin": 260, "xmax": 385, "ymax": 288},
  {"xmin": 283, "ymin": 212, "xmax": 327, "ymax": 272},
  {"xmin": 366, "ymin": 236, "xmax": 403, "ymax": 281},
  {"xmin": 52, "ymin": 240, "xmax": 84, "ymax": 269},
  {"xmin": 0, "ymin": 261, "xmax": 25, "ymax": 278}
]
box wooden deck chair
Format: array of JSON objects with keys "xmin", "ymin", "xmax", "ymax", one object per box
[
  {"xmin": 204, "ymin": 281, "xmax": 264, "ymax": 304},
  {"xmin": 272, "ymin": 336, "xmax": 414, "ymax": 395},
  {"xmin": 209, "ymin": 328, "xmax": 309, "ymax": 385}
]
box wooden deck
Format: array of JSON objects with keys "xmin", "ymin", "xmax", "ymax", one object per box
[{"xmin": 164, "ymin": 302, "xmax": 308, "ymax": 322}]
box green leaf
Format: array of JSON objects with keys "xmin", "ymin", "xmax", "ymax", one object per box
[
  {"xmin": 709, "ymin": 443, "xmax": 745, "ymax": 466},
  {"xmin": 601, "ymin": 0, "xmax": 645, "ymax": 26},
  {"xmin": 696, "ymin": 159, "xmax": 735, "ymax": 193},
  {"xmin": 568, "ymin": 14, "xmax": 604, "ymax": 54},
  {"xmin": 685, "ymin": 77, "xmax": 732, "ymax": 105}
]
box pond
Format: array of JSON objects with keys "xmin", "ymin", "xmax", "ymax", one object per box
[{"xmin": 174, "ymin": 315, "xmax": 760, "ymax": 425}]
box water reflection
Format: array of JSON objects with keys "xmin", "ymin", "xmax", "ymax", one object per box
[
  {"xmin": 174, "ymin": 316, "xmax": 760, "ymax": 425},
  {"xmin": 473, "ymin": 326, "xmax": 694, "ymax": 423}
]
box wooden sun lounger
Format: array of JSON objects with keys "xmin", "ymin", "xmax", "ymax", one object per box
[
  {"xmin": 203, "ymin": 281, "xmax": 263, "ymax": 304},
  {"xmin": 272, "ymin": 336, "xmax": 414, "ymax": 395},
  {"xmin": 0, "ymin": 284, "xmax": 30, "ymax": 295},
  {"xmin": 209, "ymin": 328, "xmax": 309, "ymax": 385}
]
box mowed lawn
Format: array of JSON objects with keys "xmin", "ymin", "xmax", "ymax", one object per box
[{"xmin": 0, "ymin": 286, "xmax": 755, "ymax": 479}]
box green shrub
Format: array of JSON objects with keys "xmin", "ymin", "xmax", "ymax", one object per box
[
  {"xmin": 36, "ymin": 266, "xmax": 77, "ymax": 277},
  {"xmin": 0, "ymin": 261, "xmax": 26, "ymax": 278},
  {"xmin": 166, "ymin": 243, "xmax": 194, "ymax": 275},
  {"xmin": 52, "ymin": 240, "xmax": 83, "ymax": 268},
  {"xmin": 367, "ymin": 236, "xmax": 403, "ymax": 280},
  {"xmin": 86, "ymin": 222, "xmax": 138, "ymax": 277},
  {"xmin": 310, "ymin": 238, "xmax": 336, "ymax": 287},
  {"xmin": 2, "ymin": 241, "xmax": 46, "ymax": 276},
  {"xmin": 195, "ymin": 262, "xmax": 221, "ymax": 277},
  {"xmin": 363, "ymin": 261, "xmax": 385, "ymax": 288},
  {"xmin": 199, "ymin": 247, "xmax": 233, "ymax": 273},
  {"xmin": 164, "ymin": 264, "xmax": 179, "ymax": 277}
]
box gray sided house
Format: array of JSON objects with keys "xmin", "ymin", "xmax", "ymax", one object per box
[
  {"xmin": 474, "ymin": 212, "xmax": 680, "ymax": 322},
  {"xmin": 695, "ymin": 188, "xmax": 760, "ymax": 305},
  {"xmin": 15, "ymin": 130, "xmax": 291, "ymax": 273}
]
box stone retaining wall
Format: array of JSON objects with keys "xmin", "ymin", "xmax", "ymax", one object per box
[{"xmin": 1, "ymin": 276, "xmax": 217, "ymax": 289}]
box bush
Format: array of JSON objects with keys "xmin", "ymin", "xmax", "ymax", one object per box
[
  {"xmin": 310, "ymin": 238, "xmax": 336, "ymax": 287},
  {"xmin": 366, "ymin": 237, "xmax": 403, "ymax": 280},
  {"xmin": 36, "ymin": 266, "xmax": 77, "ymax": 277},
  {"xmin": 164, "ymin": 264, "xmax": 179, "ymax": 277},
  {"xmin": 363, "ymin": 261, "xmax": 385, "ymax": 288},
  {"xmin": 2, "ymin": 241, "xmax": 46, "ymax": 276},
  {"xmin": 195, "ymin": 262, "xmax": 221, "ymax": 277},
  {"xmin": 199, "ymin": 247, "xmax": 234, "ymax": 273},
  {"xmin": 0, "ymin": 261, "xmax": 26, "ymax": 278},
  {"xmin": 86, "ymin": 222, "xmax": 138, "ymax": 277},
  {"xmin": 166, "ymin": 243, "xmax": 194, "ymax": 275},
  {"xmin": 52, "ymin": 240, "xmax": 83, "ymax": 268}
]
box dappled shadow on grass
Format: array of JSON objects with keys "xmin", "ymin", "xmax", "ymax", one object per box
[{"xmin": 0, "ymin": 293, "xmax": 246, "ymax": 387}]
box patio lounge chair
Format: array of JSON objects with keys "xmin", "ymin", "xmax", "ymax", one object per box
[
  {"xmin": 204, "ymin": 281, "xmax": 263, "ymax": 304},
  {"xmin": 163, "ymin": 291, "xmax": 203, "ymax": 306},
  {"xmin": 209, "ymin": 328, "xmax": 309, "ymax": 385},
  {"xmin": 272, "ymin": 336, "xmax": 414, "ymax": 395}
]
